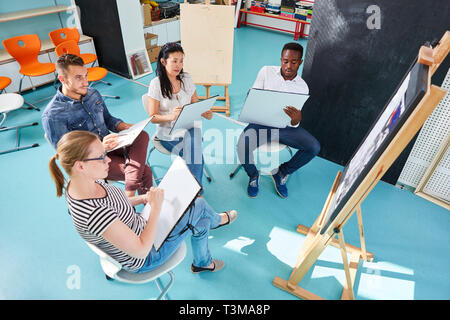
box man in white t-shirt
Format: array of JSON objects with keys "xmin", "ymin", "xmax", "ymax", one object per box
[{"xmin": 237, "ymin": 42, "xmax": 320, "ymax": 199}]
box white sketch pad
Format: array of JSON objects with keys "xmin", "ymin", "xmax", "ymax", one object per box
[
  {"xmin": 238, "ymin": 88, "xmax": 310, "ymax": 128},
  {"xmin": 140, "ymin": 156, "xmax": 201, "ymax": 251},
  {"xmin": 169, "ymin": 95, "xmax": 218, "ymax": 135},
  {"xmin": 110, "ymin": 117, "xmax": 152, "ymax": 151}
]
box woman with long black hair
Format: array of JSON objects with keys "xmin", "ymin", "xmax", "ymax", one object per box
[{"xmin": 146, "ymin": 42, "xmax": 212, "ymax": 189}]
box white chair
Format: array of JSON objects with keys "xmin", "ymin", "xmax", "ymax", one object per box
[
  {"xmin": 141, "ymin": 94, "xmax": 213, "ymax": 185},
  {"xmin": 0, "ymin": 93, "xmax": 39, "ymax": 155},
  {"xmin": 86, "ymin": 241, "xmax": 186, "ymax": 300},
  {"xmin": 230, "ymin": 141, "xmax": 293, "ymax": 178}
]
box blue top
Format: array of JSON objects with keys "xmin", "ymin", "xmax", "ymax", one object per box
[{"xmin": 42, "ymin": 87, "xmax": 123, "ymax": 149}]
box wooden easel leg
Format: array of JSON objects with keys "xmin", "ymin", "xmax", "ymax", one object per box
[
  {"xmin": 225, "ymin": 85, "xmax": 230, "ymax": 116},
  {"xmin": 356, "ymin": 205, "xmax": 370, "ymax": 261},
  {"xmin": 273, "ymin": 276, "xmax": 325, "ymax": 300},
  {"xmin": 337, "ymin": 230, "xmax": 355, "ymax": 300},
  {"xmin": 273, "ymin": 171, "xmax": 370, "ymax": 300},
  {"xmin": 296, "ymin": 224, "xmax": 374, "ymax": 260},
  {"xmin": 273, "ymin": 231, "xmax": 329, "ymax": 300},
  {"xmin": 198, "ymin": 83, "xmax": 230, "ymax": 116}
]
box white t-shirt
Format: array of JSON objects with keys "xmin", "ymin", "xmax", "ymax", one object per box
[
  {"xmin": 148, "ymin": 73, "xmax": 196, "ymax": 140},
  {"xmin": 252, "ymin": 66, "xmax": 309, "ymax": 127},
  {"xmin": 252, "ymin": 65, "xmax": 309, "ymax": 94}
]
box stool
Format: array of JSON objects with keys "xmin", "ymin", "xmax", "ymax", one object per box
[
  {"xmin": 229, "ymin": 141, "xmax": 293, "ymax": 178},
  {"xmin": 0, "ymin": 93, "xmax": 39, "ymax": 155},
  {"xmin": 85, "ymin": 241, "xmax": 186, "ymax": 300},
  {"xmin": 141, "ymin": 94, "xmax": 213, "ymax": 185},
  {"xmin": 148, "ymin": 136, "xmax": 213, "ymax": 186},
  {"xmin": 0, "ymin": 76, "xmax": 12, "ymax": 94}
]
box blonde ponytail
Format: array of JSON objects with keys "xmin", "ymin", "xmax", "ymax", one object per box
[
  {"xmin": 49, "ymin": 154, "xmax": 66, "ymax": 197},
  {"xmin": 48, "ymin": 130, "xmax": 99, "ymax": 197}
]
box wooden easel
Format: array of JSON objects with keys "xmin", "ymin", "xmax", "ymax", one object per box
[
  {"xmin": 273, "ymin": 31, "xmax": 449, "ymax": 300},
  {"xmin": 182, "ymin": 0, "xmax": 232, "ymax": 116},
  {"xmin": 196, "ymin": 83, "xmax": 231, "ymax": 116}
]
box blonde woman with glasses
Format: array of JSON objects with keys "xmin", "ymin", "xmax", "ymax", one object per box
[{"xmin": 49, "ymin": 130, "xmax": 237, "ymax": 274}]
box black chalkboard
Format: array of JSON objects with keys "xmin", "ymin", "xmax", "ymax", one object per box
[
  {"xmin": 75, "ymin": 0, "xmax": 130, "ymax": 78},
  {"xmin": 301, "ymin": 0, "xmax": 450, "ymax": 185},
  {"xmin": 320, "ymin": 58, "xmax": 429, "ymax": 234}
]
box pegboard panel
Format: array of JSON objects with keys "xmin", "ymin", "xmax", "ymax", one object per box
[
  {"xmin": 397, "ymin": 67, "xmax": 450, "ymax": 189},
  {"xmin": 422, "ymin": 142, "xmax": 450, "ymax": 203}
]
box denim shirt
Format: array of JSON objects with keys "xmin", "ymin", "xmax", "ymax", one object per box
[{"xmin": 42, "ymin": 87, "xmax": 123, "ymax": 148}]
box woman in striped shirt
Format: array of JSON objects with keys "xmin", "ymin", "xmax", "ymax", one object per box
[{"xmin": 48, "ymin": 130, "xmax": 237, "ymax": 273}]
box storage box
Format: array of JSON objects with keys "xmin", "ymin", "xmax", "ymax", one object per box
[
  {"xmin": 266, "ymin": 4, "xmax": 281, "ymax": 14},
  {"xmin": 281, "ymin": 6, "xmax": 295, "ymax": 13},
  {"xmin": 144, "ymin": 33, "xmax": 158, "ymax": 49},
  {"xmin": 280, "ymin": 11, "xmax": 295, "ymax": 18},
  {"xmin": 151, "ymin": 7, "xmax": 161, "ymax": 23},
  {"xmin": 142, "ymin": 4, "xmax": 152, "ymax": 26},
  {"xmin": 147, "ymin": 45, "xmax": 161, "ymax": 63},
  {"xmin": 250, "ymin": 6, "xmax": 265, "ymax": 13}
]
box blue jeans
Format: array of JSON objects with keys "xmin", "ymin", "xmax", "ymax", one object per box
[
  {"xmin": 137, "ymin": 198, "xmax": 222, "ymax": 273},
  {"xmin": 237, "ymin": 123, "xmax": 321, "ymax": 178},
  {"xmin": 159, "ymin": 127, "xmax": 204, "ymax": 189}
]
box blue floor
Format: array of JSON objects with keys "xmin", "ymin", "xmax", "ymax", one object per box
[{"xmin": 0, "ymin": 27, "xmax": 449, "ymax": 300}]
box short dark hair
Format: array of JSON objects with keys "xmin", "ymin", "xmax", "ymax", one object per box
[
  {"xmin": 56, "ymin": 53, "xmax": 84, "ymax": 75},
  {"xmin": 281, "ymin": 42, "xmax": 304, "ymax": 59}
]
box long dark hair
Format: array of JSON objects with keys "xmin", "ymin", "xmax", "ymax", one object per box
[{"xmin": 156, "ymin": 42, "xmax": 185, "ymax": 99}]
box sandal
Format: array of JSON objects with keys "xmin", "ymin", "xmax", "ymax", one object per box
[
  {"xmin": 211, "ymin": 210, "xmax": 238, "ymax": 230},
  {"xmin": 191, "ymin": 259, "xmax": 225, "ymax": 274}
]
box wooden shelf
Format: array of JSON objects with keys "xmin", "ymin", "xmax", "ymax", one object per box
[
  {"xmin": 143, "ymin": 15, "xmax": 179, "ymax": 28},
  {"xmin": 0, "ymin": 5, "xmax": 76, "ymax": 23},
  {"xmin": 0, "ymin": 35, "xmax": 93, "ymax": 64}
]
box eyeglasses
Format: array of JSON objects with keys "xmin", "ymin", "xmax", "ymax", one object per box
[{"xmin": 83, "ymin": 151, "xmax": 108, "ymax": 163}]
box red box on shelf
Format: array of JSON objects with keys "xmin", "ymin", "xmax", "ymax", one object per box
[{"xmin": 250, "ymin": 6, "xmax": 265, "ymax": 13}]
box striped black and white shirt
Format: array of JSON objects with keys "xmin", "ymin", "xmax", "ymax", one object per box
[{"xmin": 66, "ymin": 180, "xmax": 147, "ymax": 272}]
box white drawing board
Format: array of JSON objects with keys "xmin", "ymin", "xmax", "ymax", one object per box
[
  {"xmin": 238, "ymin": 88, "xmax": 310, "ymax": 128},
  {"xmin": 140, "ymin": 156, "xmax": 201, "ymax": 251},
  {"xmin": 110, "ymin": 117, "xmax": 152, "ymax": 151},
  {"xmin": 169, "ymin": 95, "xmax": 218, "ymax": 135}
]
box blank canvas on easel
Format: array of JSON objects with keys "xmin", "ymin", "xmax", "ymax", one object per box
[{"xmin": 180, "ymin": 3, "xmax": 234, "ymax": 84}]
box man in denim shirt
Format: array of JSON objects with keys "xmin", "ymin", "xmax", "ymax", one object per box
[{"xmin": 42, "ymin": 54, "xmax": 152, "ymax": 200}]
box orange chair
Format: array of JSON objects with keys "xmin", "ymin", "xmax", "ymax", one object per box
[
  {"xmin": 0, "ymin": 76, "xmax": 12, "ymax": 94},
  {"xmin": 49, "ymin": 28, "xmax": 97, "ymax": 66},
  {"xmin": 2, "ymin": 34, "xmax": 57, "ymax": 111},
  {"xmin": 55, "ymin": 40, "xmax": 119, "ymax": 100}
]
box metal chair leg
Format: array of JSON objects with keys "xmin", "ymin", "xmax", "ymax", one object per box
[
  {"xmin": 147, "ymin": 147, "xmax": 160, "ymax": 186},
  {"xmin": 102, "ymin": 94, "xmax": 120, "ymax": 100},
  {"xmin": 18, "ymin": 75, "xmax": 40, "ymax": 111},
  {"xmin": 286, "ymin": 146, "xmax": 293, "ymax": 157},
  {"xmin": 229, "ymin": 146, "xmax": 293, "ymax": 179},
  {"xmin": 203, "ymin": 166, "xmax": 212, "ymax": 182},
  {"xmin": 0, "ymin": 122, "xmax": 39, "ymax": 155},
  {"xmin": 229, "ymin": 164, "xmax": 242, "ymax": 179},
  {"xmin": 0, "ymin": 112, "xmax": 7, "ymax": 127},
  {"xmin": 53, "ymin": 72, "xmax": 58, "ymax": 90},
  {"xmin": 99, "ymin": 80, "xmax": 112, "ymax": 86},
  {"xmin": 155, "ymin": 271, "xmax": 174, "ymax": 300}
]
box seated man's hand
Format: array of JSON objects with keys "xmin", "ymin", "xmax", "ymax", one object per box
[
  {"xmin": 102, "ymin": 133, "xmax": 119, "ymax": 151},
  {"xmin": 117, "ymin": 122, "xmax": 133, "ymax": 131},
  {"xmin": 283, "ymin": 106, "xmax": 302, "ymax": 126},
  {"xmin": 201, "ymin": 109, "xmax": 213, "ymax": 120}
]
